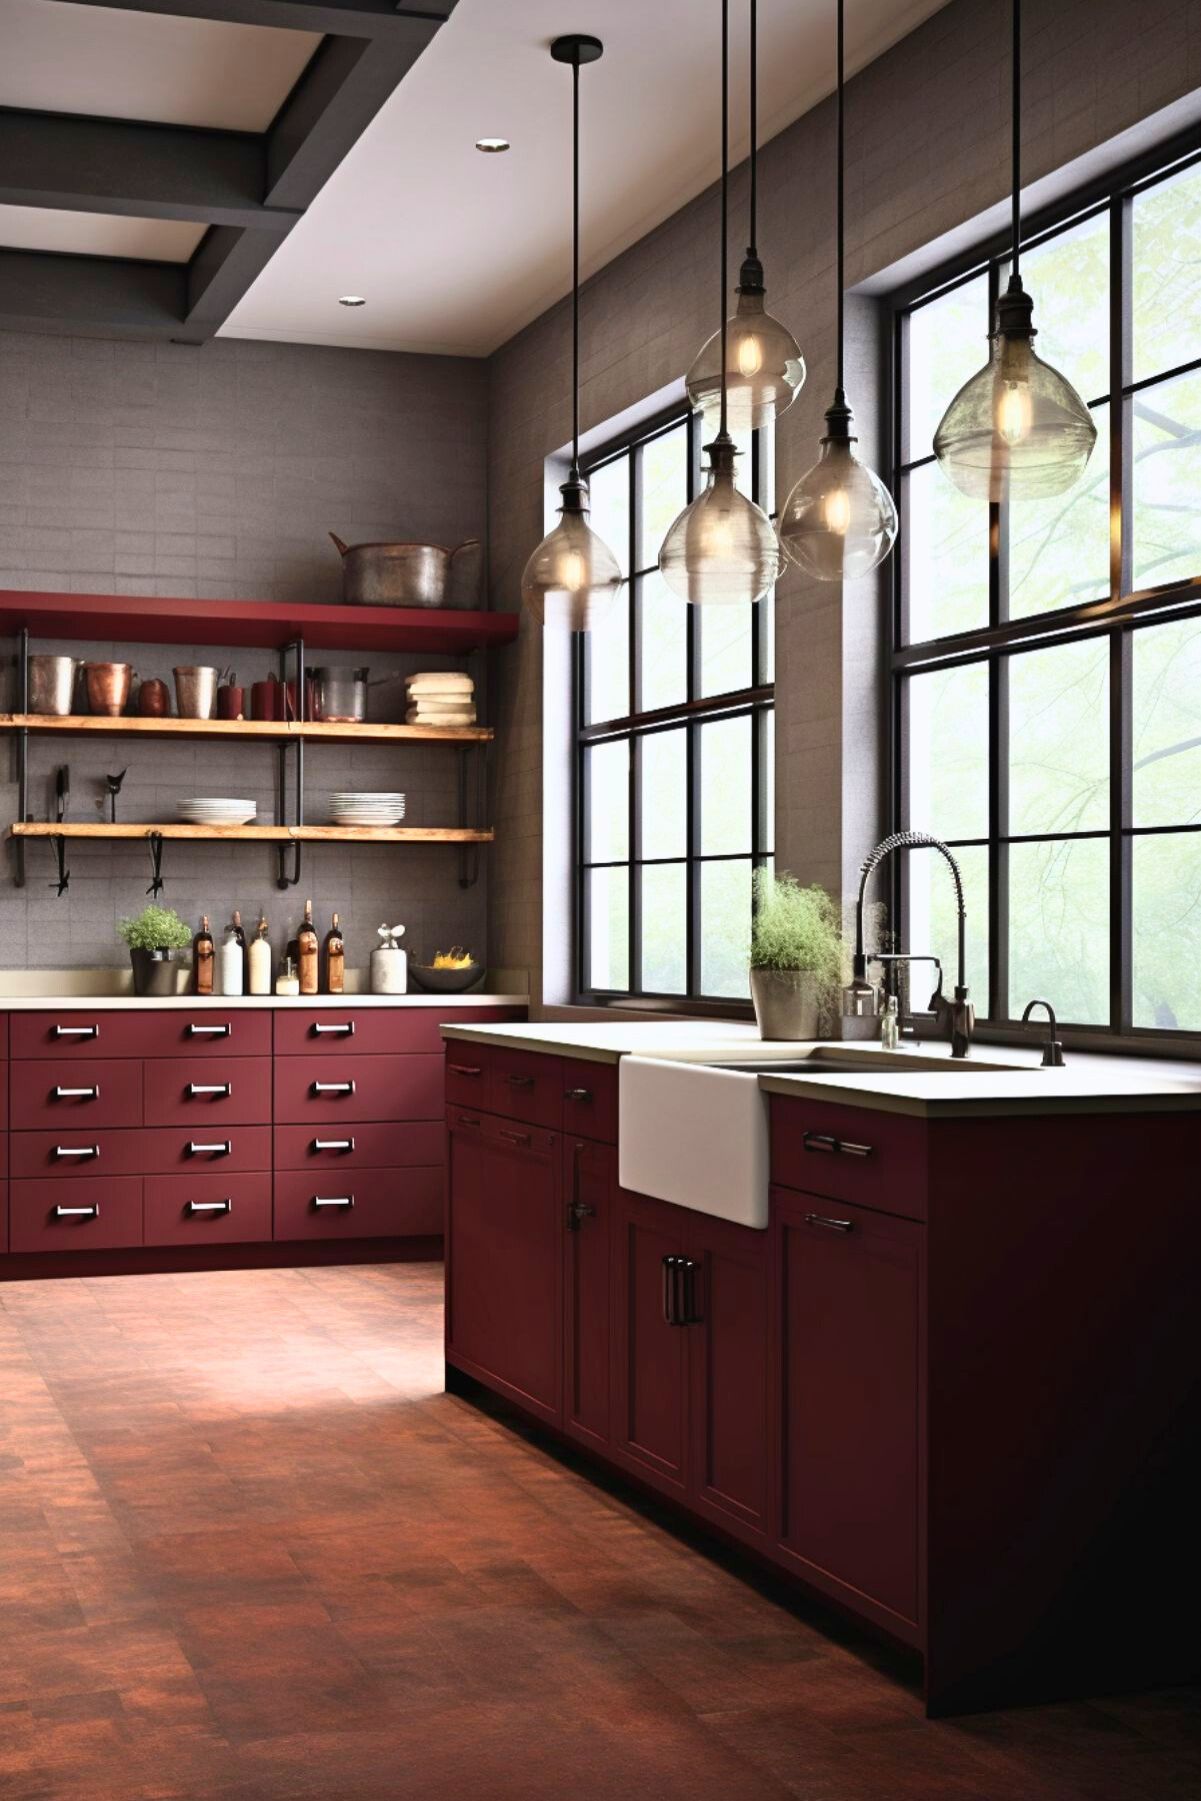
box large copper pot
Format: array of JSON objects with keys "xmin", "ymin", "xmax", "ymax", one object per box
[{"xmin": 84, "ymin": 662, "xmax": 133, "ymax": 717}]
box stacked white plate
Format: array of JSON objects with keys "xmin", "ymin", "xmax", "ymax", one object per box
[
  {"xmin": 177, "ymin": 798, "xmax": 257, "ymax": 826},
  {"xmin": 328, "ymin": 791, "xmax": 406, "ymax": 827}
]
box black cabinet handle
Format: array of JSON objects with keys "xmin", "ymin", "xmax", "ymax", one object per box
[
  {"xmin": 505, "ymin": 1074, "xmax": 535, "ymax": 1089},
  {"xmin": 563, "ymin": 1087, "xmax": 592, "ymax": 1103},
  {"xmin": 802, "ymin": 1131, "xmax": 873, "ymax": 1158},
  {"xmin": 454, "ymin": 1115, "xmax": 481, "ymax": 1129},
  {"xmin": 448, "ymin": 1063, "xmax": 482, "ymax": 1078},
  {"xmin": 500, "ymin": 1127, "xmax": 531, "ymax": 1146},
  {"xmin": 187, "ymin": 1199, "xmax": 232, "ymax": 1215},
  {"xmin": 805, "ymin": 1212, "xmax": 855, "ymax": 1234},
  {"xmin": 53, "ymin": 1024, "xmax": 98, "ymax": 1039},
  {"xmin": 187, "ymin": 1023, "xmax": 230, "ymax": 1037},
  {"xmin": 566, "ymin": 1141, "xmax": 595, "ymax": 1231},
  {"xmin": 662, "ymin": 1254, "xmax": 702, "ymax": 1325}
]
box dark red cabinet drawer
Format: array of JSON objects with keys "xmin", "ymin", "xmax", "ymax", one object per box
[
  {"xmin": 11, "ymin": 1059, "xmax": 142, "ymax": 1130},
  {"xmin": 10, "ymin": 1126, "xmax": 271, "ymax": 1179},
  {"xmin": 273, "ymin": 1054, "xmax": 441, "ymax": 1123},
  {"xmin": 274, "ymin": 1166, "xmax": 443, "ymax": 1240},
  {"xmin": 144, "ymin": 1172, "xmax": 273, "ymax": 1247},
  {"xmin": 143, "ymin": 1058, "xmax": 271, "ymax": 1127},
  {"xmin": 444, "ymin": 1044, "xmax": 491, "ymax": 1110},
  {"xmin": 560, "ymin": 1057, "xmax": 617, "ymax": 1142},
  {"xmin": 272, "ymin": 1120, "xmax": 442, "ymax": 1170},
  {"xmin": 10, "ymin": 1010, "xmax": 270, "ymax": 1059},
  {"xmin": 9, "ymin": 1176, "xmax": 143, "ymax": 1252},
  {"xmin": 11, "ymin": 1012, "xmax": 141, "ymax": 1058},
  {"xmin": 770, "ymin": 1095, "xmax": 928, "ymax": 1222},
  {"xmin": 274, "ymin": 1007, "xmax": 522, "ymax": 1057},
  {"xmin": 144, "ymin": 1012, "xmax": 272, "ymax": 1057},
  {"xmin": 488, "ymin": 1048, "xmax": 563, "ymax": 1129}
]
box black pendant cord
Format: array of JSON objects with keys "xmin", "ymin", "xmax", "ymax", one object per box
[
  {"xmin": 1011, "ymin": 0, "xmax": 1021, "ymax": 281},
  {"xmin": 570, "ymin": 55, "xmax": 581, "ymax": 481},
  {"xmin": 719, "ymin": 0, "xmax": 729, "ymax": 440},
  {"xmin": 835, "ymin": 0, "xmax": 845, "ymax": 398},
  {"xmin": 748, "ymin": 0, "xmax": 757, "ymax": 255}
]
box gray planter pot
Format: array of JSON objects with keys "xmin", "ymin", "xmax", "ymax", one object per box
[
  {"xmin": 750, "ymin": 967, "xmax": 823, "ymax": 1041},
  {"xmin": 129, "ymin": 947, "xmax": 185, "ymax": 997}
]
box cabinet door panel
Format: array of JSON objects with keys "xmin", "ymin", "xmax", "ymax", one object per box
[
  {"xmin": 10, "ymin": 1176, "xmax": 143, "ymax": 1253},
  {"xmin": 272, "ymin": 1120, "xmax": 442, "ymax": 1170},
  {"xmin": 610, "ymin": 1189, "xmax": 689, "ymax": 1497},
  {"xmin": 12, "ymin": 1059, "xmax": 142, "ymax": 1130},
  {"xmin": 487, "ymin": 1049, "xmax": 563, "ymax": 1129},
  {"xmin": 563, "ymin": 1137, "xmax": 614, "ymax": 1451},
  {"xmin": 444, "ymin": 1045, "xmax": 491, "ymax": 1111},
  {"xmin": 560, "ymin": 1059, "xmax": 618, "ymax": 1143},
  {"xmin": 770, "ymin": 1096, "xmax": 928, "ymax": 1222},
  {"xmin": 144, "ymin": 1172, "xmax": 273, "ymax": 1246},
  {"xmin": 775, "ymin": 1187, "xmax": 921, "ymax": 1627},
  {"xmin": 687, "ymin": 1213, "xmax": 771, "ymax": 1543},
  {"xmin": 144, "ymin": 1058, "xmax": 271, "ymax": 1126},
  {"xmin": 274, "ymin": 1166, "xmax": 442, "ymax": 1241}
]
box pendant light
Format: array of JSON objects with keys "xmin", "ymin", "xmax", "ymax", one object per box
[
  {"xmin": 684, "ymin": 0, "xmax": 806, "ymax": 430},
  {"xmin": 778, "ymin": 0, "xmax": 897, "ymax": 582},
  {"xmin": 521, "ymin": 35, "xmax": 622, "ymax": 631},
  {"xmin": 659, "ymin": 0, "xmax": 782, "ymax": 608},
  {"xmin": 932, "ymin": 0, "xmax": 1096, "ymax": 501}
]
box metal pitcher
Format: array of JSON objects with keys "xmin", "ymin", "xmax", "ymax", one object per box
[
  {"xmin": 28, "ymin": 654, "xmax": 78, "ymax": 716},
  {"xmin": 329, "ymin": 533, "xmax": 481, "ymax": 609}
]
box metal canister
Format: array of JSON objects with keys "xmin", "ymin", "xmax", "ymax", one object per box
[{"xmin": 28, "ymin": 655, "xmax": 78, "ymax": 716}]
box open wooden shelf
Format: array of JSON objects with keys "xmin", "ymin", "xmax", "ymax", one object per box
[
  {"xmin": 0, "ymin": 714, "xmax": 492, "ymax": 745},
  {"xmin": 0, "ymin": 589, "xmax": 519, "ymax": 654},
  {"xmin": 10, "ymin": 823, "xmax": 493, "ymax": 845}
]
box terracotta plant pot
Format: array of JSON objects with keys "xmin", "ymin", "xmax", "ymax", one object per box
[{"xmin": 750, "ymin": 967, "xmax": 822, "ymax": 1041}]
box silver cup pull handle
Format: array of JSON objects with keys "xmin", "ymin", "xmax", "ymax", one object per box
[
  {"xmin": 314, "ymin": 1138, "xmax": 356, "ymax": 1151},
  {"xmin": 54, "ymin": 1204, "xmax": 100, "ymax": 1219},
  {"xmin": 53, "ymin": 1085, "xmax": 99, "ymax": 1100},
  {"xmin": 312, "ymin": 1195, "xmax": 354, "ymax": 1208},
  {"xmin": 55, "ymin": 1144, "xmax": 100, "ymax": 1159},
  {"xmin": 186, "ymin": 1199, "xmax": 233, "ymax": 1214},
  {"xmin": 312, "ymin": 1080, "xmax": 355, "ymax": 1095},
  {"xmin": 188, "ymin": 1141, "xmax": 232, "ymax": 1156},
  {"xmin": 187, "ymin": 1083, "xmax": 232, "ymax": 1097}
]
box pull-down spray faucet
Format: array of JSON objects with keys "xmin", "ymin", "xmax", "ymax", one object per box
[{"xmin": 844, "ymin": 831, "xmax": 975, "ymax": 1059}]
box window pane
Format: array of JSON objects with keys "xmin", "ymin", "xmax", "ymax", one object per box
[
  {"xmin": 585, "ymin": 739, "xmax": 629, "ymax": 863},
  {"xmin": 637, "ymin": 571, "xmax": 688, "ymax": 712},
  {"xmin": 904, "ymin": 460, "xmax": 989, "ymax": 641},
  {"xmin": 1132, "ymin": 615, "xmax": 1201, "ymax": 827},
  {"xmin": 1008, "ymin": 838, "xmax": 1108, "ymax": 1024},
  {"xmin": 1132, "ymin": 369, "xmax": 1201, "ymax": 593},
  {"xmin": 1133, "ymin": 833, "xmax": 1201, "ymax": 1030},
  {"xmin": 640, "ymin": 863, "xmax": 687, "ymax": 993},
  {"xmin": 700, "ymin": 859, "xmax": 751, "ymax": 997},
  {"xmin": 762, "ymin": 710, "xmax": 774, "ymax": 855},
  {"xmin": 904, "ymin": 842, "xmax": 989, "ymax": 1009},
  {"xmin": 1133, "ymin": 157, "xmax": 1201, "ymax": 385},
  {"xmin": 1008, "ymin": 402, "xmax": 1110, "ymax": 617},
  {"xmin": 1019, "ymin": 212, "xmax": 1109, "ymax": 404},
  {"xmin": 699, "ymin": 601, "xmax": 754, "ymax": 698},
  {"xmin": 638, "ymin": 422, "xmax": 689, "ymax": 569},
  {"xmin": 1008, "ymin": 639, "xmax": 1109, "ymax": 835},
  {"xmin": 586, "ymin": 867, "xmax": 629, "ymax": 991},
  {"xmin": 907, "ymin": 662, "xmax": 989, "ymax": 842},
  {"xmin": 905, "ymin": 272, "xmax": 989, "ymax": 464},
  {"xmin": 640, "ymin": 727, "xmax": 687, "ymax": 859},
  {"xmin": 584, "ymin": 595, "xmax": 629, "ymax": 725},
  {"xmin": 700, "ymin": 715, "xmax": 751, "ymax": 855},
  {"xmin": 587, "ymin": 455, "xmax": 630, "ymax": 575}
]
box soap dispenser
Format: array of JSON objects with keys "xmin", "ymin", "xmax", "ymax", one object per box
[{"xmin": 880, "ymin": 993, "xmax": 900, "ymax": 1051}]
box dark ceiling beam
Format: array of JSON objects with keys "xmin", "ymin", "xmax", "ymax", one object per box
[
  {"xmin": 182, "ymin": 225, "xmax": 289, "ymax": 340},
  {"xmin": 37, "ymin": 0, "xmax": 454, "ymax": 37},
  {"xmin": 0, "ymin": 248, "xmax": 186, "ymax": 339},
  {"xmin": 0, "ymin": 109, "xmax": 300, "ymax": 231}
]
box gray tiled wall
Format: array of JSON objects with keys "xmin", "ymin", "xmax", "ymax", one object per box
[{"xmin": 0, "ymin": 334, "xmax": 489, "ymax": 976}]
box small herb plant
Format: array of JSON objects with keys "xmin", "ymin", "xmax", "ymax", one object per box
[
  {"xmin": 117, "ymin": 905, "xmax": 192, "ymax": 954},
  {"xmin": 751, "ymin": 872, "xmax": 842, "ymax": 991}
]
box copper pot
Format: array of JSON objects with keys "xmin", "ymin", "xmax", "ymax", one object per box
[
  {"xmin": 84, "ymin": 662, "xmax": 133, "ymax": 717},
  {"xmin": 138, "ymin": 678, "xmax": 170, "ymax": 717}
]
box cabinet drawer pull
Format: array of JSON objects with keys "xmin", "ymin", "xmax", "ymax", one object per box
[
  {"xmin": 566, "ymin": 1199, "xmax": 596, "ymax": 1230},
  {"xmin": 53, "ymin": 1085, "xmax": 99, "ymax": 1100},
  {"xmin": 53, "ymin": 1024, "xmax": 98, "ymax": 1039},
  {"xmin": 563, "ymin": 1087, "xmax": 592, "ymax": 1103},
  {"xmin": 313, "ymin": 1137, "xmax": 355, "ymax": 1152},
  {"xmin": 505, "ymin": 1074, "xmax": 535, "ymax": 1089},
  {"xmin": 500, "ymin": 1127, "xmax": 531, "ymax": 1146},
  {"xmin": 55, "ymin": 1144, "xmax": 100, "ymax": 1159},
  {"xmin": 455, "ymin": 1115, "xmax": 481, "ymax": 1129},
  {"xmin": 187, "ymin": 1199, "xmax": 232, "ymax": 1215},
  {"xmin": 805, "ymin": 1212, "xmax": 855, "ymax": 1234},
  {"xmin": 188, "ymin": 1140, "xmax": 232, "ymax": 1156},
  {"xmin": 802, "ymin": 1131, "xmax": 873, "ymax": 1158},
  {"xmin": 187, "ymin": 1082, "xmax": 232, "ymax": 1097},
  {"xmin": 312, "ymin": 1079, "xmax": 355, "ymax": 1095},
  {"xmin": 312, "ymin": 1195, "xmax": 354, "ymax": 1209},
  {"xmin": 312, "ymin": 1022, "xmax": 355, "ymax": 1036},
  {"xmin": 54, "ymin": 1204, "xmax": 99, "ymax": 1219},
  {"xmin": 187, "ymin": 1023, "xmax": 231, "ymax": 1037},
  {"xmin": 448, "ymin": 1063, "xmax": 482, "ymax": 1078}
]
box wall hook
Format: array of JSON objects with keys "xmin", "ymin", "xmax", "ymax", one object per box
[
  {"xmin": 146, "ymin": 832, "xmax": 165, "ymax": 898},
  {"xmin": 105, "ymin": 769, "xmax": 128, "ymax": 822},
  {"xmin": 50, "ymin": 834, "xmax": 69, "ymax": 896}
]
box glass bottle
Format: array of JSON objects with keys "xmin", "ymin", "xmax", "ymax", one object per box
[
  {"xmin": 297, "ymin": 898, "xmax": 319, "ymax": 996},
  {"xmin": 231, "ymin": 909, "xmax": 247, "ymax": 991},
  {"xmin": 218, "ymin": 924, "xmax": 243, "ymax": 997},
  {"xmin": 247, "ymin": 914, "xmax": 272, "ymax": 996},
  {"xmin": 275, "ymin": 954, "xmax": 300, "ymax": 997},
  {"xmin": 323, "ymin": 911, "xmax": 345, "ymax": 995},
  {"xmin": 880, "ymin": 993, "xmax": 900, "ymax": 1051},
  {"xmin": 192, "ymin": 915, "xmax": 214, "ymax": 996}
]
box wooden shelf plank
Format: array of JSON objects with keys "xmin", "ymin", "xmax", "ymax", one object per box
[
  {"xmin": 0, "ymin": 713, "xmax": 493, "ymax": 745},
  {"xmin": 0, "ymin": 589, "xmax": 519, "ymax": 654},
  {"xmin": 10, "ymin": 823, "xmax": 493, "ymax": 844}
]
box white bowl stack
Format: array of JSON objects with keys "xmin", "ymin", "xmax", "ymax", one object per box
[{"xmin": 406, "ymin": 670, "xmax": 476, "ymax": 727}]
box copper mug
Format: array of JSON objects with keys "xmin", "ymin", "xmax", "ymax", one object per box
[
  {"xmin": 250, "ymin": 680, "xmax": 278, "ymax": 721},
  {"xmin": 138, "ymin": 678, "xmax": 170, "ymax": 717},
  {"xmin": 84, "ymin": 662, "xmax": 133, "ymax": 717},
  {"xmin": 217, "ymin": 684, "xmax": 245, "ymax": 720}
]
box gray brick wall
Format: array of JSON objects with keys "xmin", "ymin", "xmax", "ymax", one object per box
[{"xmin": 0, "ymin": 334, "xmax": 490, "ymax": 977}]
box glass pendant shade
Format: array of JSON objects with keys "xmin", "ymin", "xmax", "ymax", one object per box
[
  {"xmin": 779, "ymin": 398, "xmax": 898, "ymax": 582},
  {"xmin": 659, "ymin": 436, "xmax": 782, "ymax": 606},
  {"xmin": 685, "ymin": 263, "xmax": 805, "ymax": 430},
  {"xmin": 933, "ymin": 281, "xmax": 1097, "ymax": 503},
  {"xmin": 521, "ymin": 479, "xmax": 622, "ymax": 630}
]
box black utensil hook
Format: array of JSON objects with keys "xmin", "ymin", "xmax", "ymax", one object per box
[{"xmin": 146, "ymin": 832, "xmax": 165, "ymax": 898}]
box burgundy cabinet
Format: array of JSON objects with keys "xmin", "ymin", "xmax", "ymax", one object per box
[
  {"xmin": 770, "ymin": 1095, "xmax": 928, "ymax": 1222},
  {"xmin": 9, "ymin": 1176, "xmax": 143, "ymax": 1253},
  {"xmin": 274, "ymin": 1166, "xmax": 443, "ymax": 1241},
  {"xmin": 275, "ymin": 1006, "xmax": 521, "ymax": 1058},
  {"xmin": 273, "ymin": 1053, "xmax": 441, "ymax": 1123},
  {"xmin": 445, "ymin": 1110, "xmax": 562, "ymax": 1426},
  {"xmin": 143, "ymin": 1057, "xmax": 271, "ymax": 1127},
  {"xmin": 272, "ymin": 1120, "xmax": 442, "ymax": 1170},
  {"xmin": 444, "ymin": 1045, "xmax": 491, "ymax": 1110},
  {"xmin": 687, "ymin": 1211, "xmax": 772, "ymax": 1546},
  {"xmin": 0, "ymin": 1181, "xmax": 8, "ymax": 1255},
  {"xmin": 773, "ymin": 1186, "xmax": 921, "ymax": 1630},
  {"xmin": 610, "ymin": 1188, "xmax": 690, "ymax": 1498},
  {"xmin": 10, "ymin": 1126, "xmax": 272, "ymax": 1178},
  {"xmin": 487, "ymin": 1048, "xmax": 563, "ymax": 1130},
  {"xmin": 12, "ymin": 1058, "xmax": 142, "ymax": 1130},
  {"xmin": 144, "ymin": 1172, "xmax": 273, "ymax": 1247},
  {"xmin": 10, "ymin": 1010, "xmax": 270, "ymax": 1059},
  {"xmin": 560, "ymin": 1059, "xmax": 618, "ymax": 1143},
  {"xmin": 562, "ymin": 1136, "xmax": 614, "ymax": 1452}
]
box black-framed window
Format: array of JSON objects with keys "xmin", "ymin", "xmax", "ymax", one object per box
[
  {"xmin": 575, "ymin": 409, "xmax": 774, "ymax": 1007},
  {"xmin": 893, "ymin": 138, "xmax": 1201, "ymax": 1040}
]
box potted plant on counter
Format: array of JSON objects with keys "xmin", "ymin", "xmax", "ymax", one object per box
[
  {"xmin": 750, "ymin": 872, "xmax": 842, "ymax": 1040},
  {"xmin": 118, "ymin": 904, "xmax": 193, "ymax": 997}
]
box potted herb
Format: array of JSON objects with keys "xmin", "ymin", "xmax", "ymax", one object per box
[
  {"xmin": 118, "ymin": 904, "xmax": 193, "ymax": 997},
  {"xmin": 750, "ymin": 872, "xmax": 842, "ymax": 1040}
]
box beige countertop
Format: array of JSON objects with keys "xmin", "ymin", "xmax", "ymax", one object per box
[
  {"xmin": 0, "ymin": 992, "xmax": 526, "ymax": 1012},
  {"xmin": 440, "ymin": 1019, "xmax": 768, "ymax": 1064}
]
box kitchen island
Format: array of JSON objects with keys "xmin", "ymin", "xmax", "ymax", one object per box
[{"xmin": 442, "ymin": 1020, "xmax": 1201, "ymax": 1716}]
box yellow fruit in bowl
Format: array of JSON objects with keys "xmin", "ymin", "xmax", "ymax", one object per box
[{"xmin": 432, "ymin": 947, "xmax": 474, "ymax": 970}]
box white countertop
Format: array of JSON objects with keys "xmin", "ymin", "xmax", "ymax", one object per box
[
  {"xmin": 1, "ymin": 992, "xmax": 526, "ymax": 1011},
  {"xmin": 440, "ymin": 1019, "xmax": 766, "ymax": 1064}
]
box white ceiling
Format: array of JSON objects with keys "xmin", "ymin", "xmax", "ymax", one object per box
[
  {"xmin": 0, "ymin": 202, "xmax": 204, "ymax": 262},
  {"xmin": 224, "ymin": 0, "xmax": 952, "ymax": 357},
  {"xmin": 0, "ymin": 0, "xmax": 319, "ymax": 130}
]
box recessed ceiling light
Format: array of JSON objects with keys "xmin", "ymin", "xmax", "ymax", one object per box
[
  {"xmin": 338, "ymin": 295, "xmax": 366, "ymax": 307},
  {"xmin": 475, "ymin": 137, "xmax": 510, "ymax": 153}
]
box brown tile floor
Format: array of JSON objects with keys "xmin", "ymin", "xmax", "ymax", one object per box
[{"xmin": 0, "ymin": 1262, "xmax": 1196, "ymax": 1800}]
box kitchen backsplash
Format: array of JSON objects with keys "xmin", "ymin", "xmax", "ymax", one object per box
[{"xmin": 0, "ymin": 331, "xmax": 490, "ymax": 973}]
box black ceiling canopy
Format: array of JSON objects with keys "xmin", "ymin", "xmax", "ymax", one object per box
[{"xmin": 0, "ymin": 0, "xmax": 457, "ymax": 342}]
